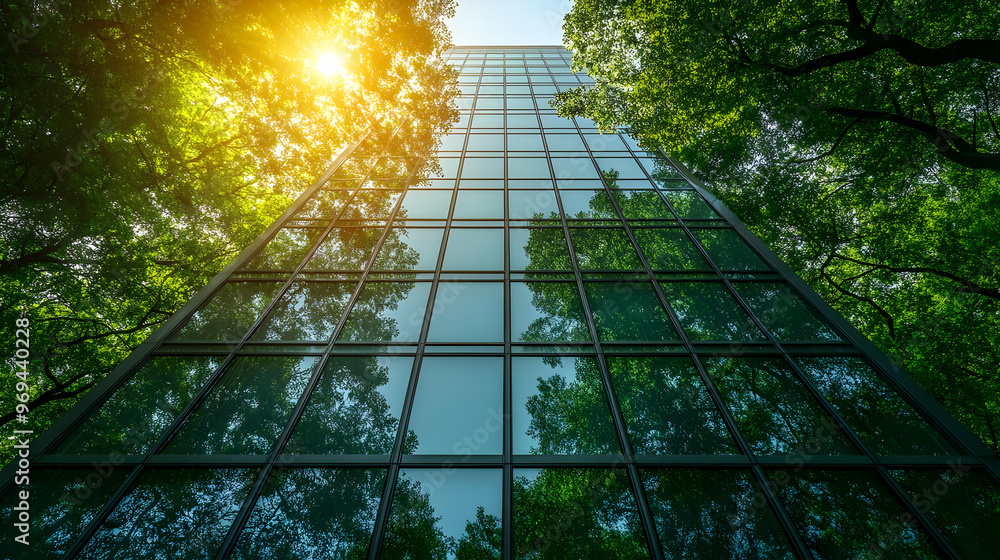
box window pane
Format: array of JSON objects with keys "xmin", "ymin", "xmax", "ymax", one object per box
[
  {"xmin": 660, "ymin": 190, "xmax": 720, "ymax": 220},
  {"xmin": 249, "ymin": 281, "xmax": 356, "ymax": 341},
  {"xmin": 607, "ymin": 357, "xmax": 737, "ymax": 454},
  {"xmin": 641, "ymin": 469, "xmax": 794, "ymax": 558},
  {"xmin": 398, "ymin": 190, "xmax": 453, "ymax": 220},
  {"xmin": 407, "ymin": 357, "xmax": 503, "ymax": 454},
  {"xmin": 892, "ymin": 468, "xmax": 1000, "ymax": 558},
  {"xmin": 633, "ymin": 229, "xmax": 711, "ymax": 270},
  {"xmin": 78, "ymin": 468, "xmax": 257, "ymax": 559},
  {"xmin": 551, "ymin": 157, "xmax": 601, "ymax": 179},
  {"xmin": 510, "ymin": 228, "xmax": 572, "ymax": 271},
  {"xmin": 383, "ymin": 469, "xmax": 502, "ymax": 559},
  {"xmin": 244, "ymin": 228, "xmax": 323, "ymax": 270},
  {"xmin": 306, "ymin": 227, "xmax": 383, "ymax": 271},
  {"xmin": 508, "ymin": 133, "xmax": 544, "ymax": 151},
  {"xmin": 659, "ymin": 281, "xmax": 765, "ymax": 341},
  {"xmin": 0, "ymin": 467, "xmax": 131, "ymax": 558},
  {"xmin": 285, "ymin": 357, "xmax": 413, "ymax": 454},
  {"xmin": 165, "ymin": 356, "xmax": 319, "ymax": 455},
  {"xmin": 426, "ymin": 282, "xmax": 504, "ymax": 342},
  {"xmin": 508, "ymin": 158, "xmax": 551, "ymax": 179},
  {"xmin": 583, "ymin": 282, "xmax": 680, "ymax": 342},
  {"xmin": 584, "ymin": 134, "xmax": 628, "ymax": 152},
  {"xmin": 169, "ymin": 281, "xmax": 283, "ymax": 341},
  {"xmin": 733, "ymin": 282, "xmax": 841, "ymax": 341},
  {"xmin": 465, "ymin": 134, "xmax": 504, "ymax": 151},
  {"xmin": 596, "ymin": 157, "xmax": 647, "ymax": 178},
  {"xmin": 569, "ymin": 228, "xmax": 645, "ymax": 270},
  {"xmin": 232, "ymin": 468, "xmax": 386, "ymax": 559},
  {"xmin": 442, "ymin": 229, "xmax": 504, "ymax": 270},
  {"xmin": 608, "ymin": 190, "xmax": 672, "ymax": 221},
  {"xmin": 691, "ymin": 229, "xmax": 771, "ymax": 271},
  {"xmin": 56, "ymin": 356, "xmax": 221, "ymax": 454},
  {"xmin": 702, "ymin": 357, "xmax": 857, "ymax": 455},
  {"xmin": 545, "ymin": 133, "xmax": 586, "ymax": 151},
  {"xmin": 510, "ymin": 282, "xmax": 591, "ymax": 343},
  {"xmin": 339, "ymin": 282, "xmax": 432, "ymax": 343},
  {"xmin": 509, "ymin": 189, "xmax": 560, "ymax": 220},
  {"xmin": 297, "ymin": 190, "xmax": 354, "ymax": 219},
  {"xmin": 373, "ymin": 227, "xmax": 444, "ymax": 271},
  {"xmin": 796, "ymin": 357, "xmax": 955, "ymax": 455},
  {"xmin": 461, "ymin": 157, "xmax": 505, "ymax": 178},
  {"xmin": 771, "ymin": 468, "xmax": 944, "ymax": 559},
  {"xmin": 511, "ymin": 356, "xmax": 620, "ymax": 454},
  {"xmin": 559, "ymin": 190, "xmax": 619, "ymax": 220},
  {"xmin": 514, "ymin": 468, "xmax": 651, "ymax": 559},
  {"xmin": 454, "ymin": 190, "xmax": 504, "ymax": 219}
]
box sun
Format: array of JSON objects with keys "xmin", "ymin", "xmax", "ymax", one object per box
[{"xmin": 313, "ymin": 52, "xmax": 346, "ymax": 78}]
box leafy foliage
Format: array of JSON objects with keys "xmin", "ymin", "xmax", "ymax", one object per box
[
  {"xmin": 556, "ymin": 0, "xmax": 1000, "ymax": 452},
  {"xmin": 0, "ymin": 0, "xmax": 458, "ymax": 465}
]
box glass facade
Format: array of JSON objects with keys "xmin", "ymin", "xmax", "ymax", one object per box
[{"xmin": 3, "ymin": 46, "xmax": 999, "ymax": 560}]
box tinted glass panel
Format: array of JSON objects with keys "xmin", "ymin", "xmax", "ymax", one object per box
[
  {"xmin": 510, "ymin": 228, "xmax": 572, "ymax": 271},
  {"xmin": 702, "ymin": 357, "xmax": 857, "ymax": 455},
  {"xmin": 454, "ymin": 190, "xmax": 504, "ymax": 219},
  {"xmin": 0, "ymin": 468, "xmax": 131, "ymax": 558},
  {"xmin": 373, "ymin": 227, "xmax": 444, "ymax": 271},
  {"xmin": 306, "ymin": 227, "xmax": 383, "ymax": 270},
  {"xmin": 249, "ymin": 281, "xmax": 356, "ymax": 341},
  {"xmin": 733, "ymin": 282, "xmax": 841, "ymax": 341},
  {"xmin": 607, "ymin": 357, "xmax": 737, "ymax": 454},
  {"xmin": 56, "ymin": 356, "xmax": 221, "ymax": 454},
  {"xmin": 442, "ymin": 229, "xmax": 504, "ymax": 270},
  {"xmin": 510, "ymin": 282, "xmax": 590, "ymax": 343},
  {"xmin": 641, "ymin": 469, "xmax": 794, "ymax": 558},
  {"xmin": 165, "ymin": 356, "xmax": 319, "ymax": 455},
  {"xmin": 339, "ymin": 281, "xmax": 432, "ymax": 343},
  {"xmin": 78, "ymin": 468, "xmax": 257, "ymax": 559},
  {"xmin": 633, "ymin": 229, "xmax": 711, "ymax": 270},
  {"xmin": 509, "ymin": 190, "xmax": 559, "ymax": 220},
  {"xmin": 233, "ymin": 468, "xmax": 386, "ymax": 559},
  {"xmin": 513, "ymin": 468, "xmax": 651, "ymax": 559},
  {"xmin": 286, "ymin": 356, "xmax": 413, "ymax": 454},
  {"xmin": 569, "ymin": 228, "xmax": 645, "ymax": 270},
  {"xmin": 407, "ymin": 357, "xmax": 503, "ymax": 455},
  {"xmin": 559, "ymin": 190, "xmax": 618, "ymax": 220},
  {"xmin": 583, "ymin": 282, "xmax": 680, "ymax": 342},
  {"xmin": 659, "ymin": 282, "xmax": 764, "ymax": 341},
  {"xmin": 691, "ymin": 229, "xmax": 770, "ymax": 271},
  {"xmin": 508, "ymin": 158, "xmax": 551, "ymax": 178},
  {"xmin": 244, "ymin": 228, "xmax": 323, "ymax": 270},
  {"xmin": 796, "ymin": 357, "xmax": 955, "ymax": 455},
  {"xmin": 426, "ymin": 282, "xmax": 504, "ymax": 342},
  {"xmin": 771, "ymin": 468, "xmax": 943, "ymax": 559},
  {"xmin": 660, "ymin": 190, "xmax": 720, "ymax": 220},
  {"xmin": 383, "ymin": 469, "xmax": 502, "ymax": 559},
  {"xmin": 892, "ymin": 468, "xmax": 1000, "ymax": 558},
  {"xmin": 609, "ymin": 190, "xmax": 673, "ymax": 221},
  {"xmin": 169, "ymin": 281, "xmax": 283, "ymax": 341},
  {"xmin": 461, "ymin": 157, "xmax": 505, "ymax": 178},
  {"xmin": 511, "ymin": 356, "xmax": 620, "ymax": 454},
  {"xmin": 399, "ymin": 190, "xmax": 454, "ymax": 219},
  {"xmin": 465, "ymin": 134, "xmax": 504, "ymax": 151}
]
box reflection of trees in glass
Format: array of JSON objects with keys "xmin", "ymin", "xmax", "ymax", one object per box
[
  {"xmin": 169, "ymin": 281, "xmax": 284, "ymax": 341},
  {"xmin": 0, "ymin": 468, "xmax": 131, "ymax": 558},
  {"xmin": 285, "ymin": 356, "xmax": 415, "ymax": 455},
  {"xmin": 233, "ymin": 468, "xmax": 386, "ymax": 560},
  {"xmin": 164, "ymin": 356, "xmax": 319, "ymax": 455},
  {"xmin": 796, "ymin": 357, "xmax": 954, "ymax": 456},
  {"xmin": 519, "ymin": 357, "xmax": 620, "ymax": 455},
  {"xmin": 249, "ymin": 281, "xmax": 357, "ymax": 341},
  {"xmin": 702, "ymin": 357, "xmax": 857, "ymax": 455},
  {"xmin": 78, "ymin": 468, "xmax": 256, "ymax": 559},
  {"xmin": 770, "ymin": 468, "xmax": 941, "ymax": 558},
  {"xmin": 607, "ymin": 357, "xmax": 737, "ymax": 454},
  {"xmin": 56, "ymin": 356, "xmax": 221, "ymax": 454},
  {"xmin": 641, "ymin": 469, "xmax": 794, "ymax": 558},
  {"xmin": 513, "ymin": 468, "xmax": 650, "ymax": 560},
  {"xmin": 381, "ymin": 477, "xmax": 453, "ymax": 559}
]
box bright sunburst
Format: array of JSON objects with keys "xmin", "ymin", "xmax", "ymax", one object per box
[{"xmin": 313, "ymin": 52, "xmax": 346, "ymax": 78}]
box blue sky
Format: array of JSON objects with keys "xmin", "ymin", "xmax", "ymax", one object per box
[{"xmin": 447, "ymin": 0, "xmax": 572, "ymax": 46}]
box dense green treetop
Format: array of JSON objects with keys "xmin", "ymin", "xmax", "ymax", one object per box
[{"xmin": 556, "ymin": 0, "xmax": 1000, "ymax": 452}]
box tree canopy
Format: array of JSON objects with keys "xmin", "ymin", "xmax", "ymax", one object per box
[
  {"xmin": 0, "ymin": 0, "xmax": 458, "ymax": 464},
  {"xmin": 555, "ymin": 0, "xmax": 1000, "ymax": 452}
]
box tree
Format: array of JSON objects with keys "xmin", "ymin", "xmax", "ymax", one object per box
[
  {"xmin": 555, "ymin": 0, "xmax": 1000, "ymax": 452},
  {"xmin": 0, "ymin": 0, "xmax": 458, "ymax": 465}
]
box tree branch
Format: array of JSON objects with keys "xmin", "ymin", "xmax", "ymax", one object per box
[{"xmin": 832, "ymin": 254, "xmax": 1000, "ymax": 300}]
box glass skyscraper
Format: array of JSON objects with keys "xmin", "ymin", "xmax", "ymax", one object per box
[{"xmin": 3, "ymin": 46, "xmax": 999, "ymax": 560}]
